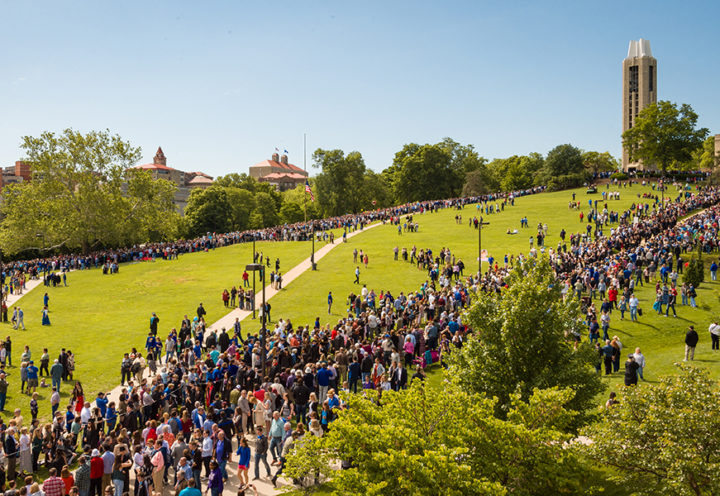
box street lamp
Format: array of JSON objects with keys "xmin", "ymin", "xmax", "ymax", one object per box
[
  {"xmin": 311, "ymin": 221, "xmax": 316, "ymax": 270},
  {"xmin": 246, "ymin": 263, "xmax": 266, "ymax": 376},
  {"xmin": 36, "ymin": 233, "xmax": 47, "ymax": 282},
  {"xmin": 477, "ymin": 217, "xmax": 490, "ymax": 276},
  {"xmin": 252, "ymin": 233, "xmax": 256, "ymax": 319}
]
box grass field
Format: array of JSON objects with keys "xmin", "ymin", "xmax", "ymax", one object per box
[
  {"xmin": 6, "ymin": 181, "xmax": 720, "ymax": 424},
  {"xmin": 4, "ymin": 240, "xmax": 312, "ymax": 420}
]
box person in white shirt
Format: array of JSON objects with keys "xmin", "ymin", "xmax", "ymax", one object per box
[
  {"xmin": 709, "ymin": 322, "xmax": 720, "ymax": 351},
  {"xmin": 633, "ymin": 348, "xmax": 646, "ymax": 380}
]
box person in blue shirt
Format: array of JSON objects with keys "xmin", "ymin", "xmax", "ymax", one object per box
[
  {"xmin": 711, "ymin": 261, "xmax": 718, "ymax": 281},
  {"xmin": 95, "ymin": 392, "xmax": 108, "ymax": 417},
  {"xmin": 235, "ymin": 437, "xmax": 251, "ymax": 486},
  {"xmin": 316, "ymin": 363, "xmax": 331, "ymax": 404},
  {"xmin": 27, "ymin": 360, "xmax": 39, "ymax": 395},
  {"xmin": 145, "ymin": 333, "xmax": 156, "ymax": 355},
  {"xmin": 327, "ymin": 291, "xmax": 333, "ymax": 314},
  {"xmin": 105, "ymin": 402, "xmax": 117, "ymax": 431}
]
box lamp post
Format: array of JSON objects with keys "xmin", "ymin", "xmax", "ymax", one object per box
[
  {"xmin": 36, "ymin": 233, "xmax": 47, "ymax": 282},
  {"xmin": 311, "ymin": 221, "xmax": 316, "ymax": 270},
  {"xmin": 246, "ymin": 263, "xmax": 266, "ymax": 376},
  {"xmin": 594, "ymin": 200, "xmax": 599, "ymax": 238},
  {"xmin": 477, "ymin": 217, "xmax": 490, "ymax": 276},
  {"xmin": 252, "ymin": 233, "xmax": 256, "ymax": 319}
]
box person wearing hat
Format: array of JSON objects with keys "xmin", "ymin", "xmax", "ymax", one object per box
[
  {"xmin": 685, "ymin": 325, "xmax": 699, "ymax": 361},
  {"xmin": 89, "ymin": 449, "xmax": 104, "ymax": 496}
]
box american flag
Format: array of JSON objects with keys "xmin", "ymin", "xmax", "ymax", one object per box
[{"xmin": 305, "ymin": 179, "xmax": 314, "ymax": 202}]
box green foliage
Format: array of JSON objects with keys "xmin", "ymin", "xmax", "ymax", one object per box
[
  {"xmin": 313, "ymin": 149, "xmax": 369, "ymax": 216},
  {"xmin": 448, "ymin": 258, "xmax": 605, "ymax": 428},
  {"xmin": 184, "ymin": 185, "xmax": 233, "ymax": 236},
  {"xmin": 537, "ymin": 144, "xmax": 588, "ymax": 190},
  {"xmin": 582, "ymin": 150, "xmax": 620, "ymax": 174},
  {"xmin": 611, "ymin": 172, "xmax": 629, "ymax": 180},
  {"xmin": 486, "ymin": 154, "xmax": 543, "ymax": 192},
  {"xmin": 391, "ymin": 143, "xmax": 454, "ymax": 203},
  {"xmin": 691, "ymin": 135, "xmax": 719, "ymax": 170},
  {"xmin": 213, "ymin": 172, "xmax": 258, "ymax": 190},
  {"xmin": 683, "ymin": 249, "xmax": 705, "ymax": 288},
  {"xmin": 580, "ymin": 364, "xmax": 720, "ymax": 496},
  {"xmin": 623, "ymin": 101, "xmax": 709, "ymax": 173},
  {"xmin": 283, "ymin": 381, "xmax": 592, "ymax": 496},
  {"xmin": 252, "ymin": 191, "xmax": 280, "ymax": 228},
  {"xmin": 0, "ymin": 128, "xmax": 177, "ymax": 254}
]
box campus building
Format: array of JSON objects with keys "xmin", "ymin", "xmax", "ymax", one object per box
[
  {"xmin": 249, "ymin": 152, "xmax": 308, "ymax": 191},
  {"xmin": 133, "ymin": 147, "xmax": 214, "ymax": 212},
  {"xmin": 622, "ymin": 39, "xmax": 658, "ymax": 172},
  {"xmin": 0, "ymin": 161, "xmax": 32, "ymax": 190}
]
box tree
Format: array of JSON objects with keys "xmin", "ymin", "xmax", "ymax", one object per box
[
  {"xmin": 214, "ymin": 172, "xmax": 259, "ymax": 191},
  {"xmin": 251, "ymin": 191, "xmax": 280, "ymax": 227},
  {"xmin": 224, "ymin": 188, "xmax": 256, "ymax": 231},
  {"xmin": 683, "ymin": 248, "xmax": 704, "ymax": 288},
  {"xmin": 622, "ymin": 101, "xmax": 709, "ymax": 175},
  {"xmin": 581, "ymin": 364, "xmax": 720, "ymax": 496},
  {"xmin": 537, "ymin": 144, "xmax": 588, "ymax": 190},
  {"xmin": 282, "ymin": 381, "xmax": 597, "ymax": 496},
  {"xmin": 183, "ymin": 185, "xmax": 233, "ymax": 236},
  {"xmin": 438, "ymin": 138, "xmax": 489, "ymax": 197},
  {"xmin": 0, "ymin": 129, "xmax": 177, "ymax": 254},
  {"xmin": 448, "ymin": 258, "xmax": 604, "ymax": 428},
  {"xmin": 582, "ymin": 151, "xmax": 619, "ymax": 175},
  {"xmin": 690, "ymin": 135, "xmax": 719, "ymax": 170},
  {"xmin": 487, "ymin": 154, "xmax": 543, "ymax": 192},
  {"xmin": 313, "ymin": 149, "xmax": 368, "ymax": 216},
  {"xmin": 462, "ymin": 168, "xmax": 495, "ymax": 196},
  {"xmin": 392, "ymin": 143, "xmax": 454, "ymax": 203}
]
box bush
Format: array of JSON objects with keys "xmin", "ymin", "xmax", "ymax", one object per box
[
  {"xmin": 610, "ymin": 172, "xmax": 628, "ymax": 180},
  {"xmin": 683, "ymin": 251, "xmax": 705, "ymax": 288}
]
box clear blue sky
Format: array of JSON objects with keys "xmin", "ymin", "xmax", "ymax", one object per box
[{"xmin": 1, "ymin": 1, "xmax": 718, "ymax": 176}]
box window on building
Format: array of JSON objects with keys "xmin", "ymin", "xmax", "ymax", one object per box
[
  {"xmin": 629, "ymin": 66, "xmax": 639, "ymax": 92},
  {"xmin": 649, "ymin": 66, "xmax": 654, "ymax": 92}
]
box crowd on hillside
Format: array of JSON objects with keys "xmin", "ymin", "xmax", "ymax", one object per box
[{"xmin": 4, "ymin": 180, "xmax": 720, "ymax": 494}]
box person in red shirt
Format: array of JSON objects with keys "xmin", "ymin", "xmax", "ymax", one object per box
[
  {"xmin": 607, "ymin": 286, "xmax": 618, "ymax": 309},
  {"xmin": 43, "ymin": 468, "xmax": 66, "ymax": 496},
  {"xmin": 90, "ymin": 450, "xmax": 104, "ymax": 496}
]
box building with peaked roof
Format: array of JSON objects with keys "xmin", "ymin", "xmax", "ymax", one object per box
[
  {"xmin": 622, "ymin": 39, "xmax": 658, "ymax": 171},
  {"xmin": 133, "ymin": 147, "xmax": 214, "ymax": 212},
  {"xmin": 249, "ymin": 152, "xmax": 308, "ymax": 191}
]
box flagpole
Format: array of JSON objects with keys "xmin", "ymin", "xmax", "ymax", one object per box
[{"xmin": 303, "ymin": 133, "xmax": 307, "ymax": 223}]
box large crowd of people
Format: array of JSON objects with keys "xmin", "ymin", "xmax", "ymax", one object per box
[{"xmin": 0, "ymin": 179, "xmax": 718, "ymax": 495}]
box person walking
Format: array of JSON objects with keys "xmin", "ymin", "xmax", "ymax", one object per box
[
  {"xmin": 253, "ymin": 426, "xmax": 271, "ymax": 481},
  {"xmin": 710, "ymin": 321, "xmax": 720, "ymax": 351},
  {"xmin": 633, "ymin": 348, "xmax": 646, "ymax": 380},
  {"xmin": 623, "ymin": 355, "xmax": 640, "ymax": 386},
  {"xmin": 685, "ymin": 325, "xmax": 699, "ymax": 361},
  {"xmin": 354, "ymin": 266, "xmax": 360, "ymax": 284}
]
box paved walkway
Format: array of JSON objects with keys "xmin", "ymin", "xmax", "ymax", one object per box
[
  {"xmin": 99, "ymin": 222, "xmax": 382, "ymax": 495},
  {"xmin": 206, "ymin": 221, "xmax": 382, "ymax": 333}
]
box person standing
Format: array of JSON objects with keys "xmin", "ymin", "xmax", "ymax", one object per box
[
  {"xmin": 709, "ymin": 321, "xmax": 720, "ymax": 351},
  {"xmin": 327, "ymin": 291, "xmax": 333, "ymax": 314},
  {"xmin": 253, "ymin": 426, "xmax": 271, "ymax": 481},
  {"xmin": 0, "ymin": 372, "xmax": 7, "ymax": 411},
  {"xmin": 354, "ymin": 266, "xmax": 360, "ymax": 285},
  {"xmin": 633, "ymin": 348, "xmax": 646, "ymax": 381},
  {"xmin": 17, "ymin": 308, "xmax": 25, "ymax": 330},
  {"xmin": 685, "ymin": 325, "xmax": 699, "ymax": 361},
  {"xmin": 50, "ymin": 359, "xmax": 64, "ymax": 392},
  {"xmin": 42, "ymin": 468, "xmax": 66, "ymax": 496},
  {"xmin": 623, "ymin": 355, "xmax": 640, "ymax": 386}
]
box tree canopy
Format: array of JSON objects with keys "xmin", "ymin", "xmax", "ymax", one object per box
[
  {"xmin": 448, "ymin": 258, "xmax": 604, "ymax": 428},
  {"xmin": 581, "ymin": 364, "xmax": 720, "ymax": 496},
  {"xmin": 0, "ymin": 129, "xmax": 178, "ymax": 255},
  {"xmin": 622, "ymin": 100, "xmax": 709, "ymax": 174},
  {"xmin": 283, "ymin": 381, "xmax": 593, "ymax": 496}
]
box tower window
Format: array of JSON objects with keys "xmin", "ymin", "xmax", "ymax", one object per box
[
  {"xmin": 629, "ymin": 66, "xmax": 639, "ymax": 92},
  {"xmin": 649, "ymin": 66, "xmax": 654, "ymax": 91}
]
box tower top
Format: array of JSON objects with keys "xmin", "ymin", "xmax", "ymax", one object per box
[
  {"xmin": 153, "ymin": 147, "xmax": 167, "ymax": 166},
  {"xmin": 626, "ymin": 39, "xmax": 652, "ymax": 59}
]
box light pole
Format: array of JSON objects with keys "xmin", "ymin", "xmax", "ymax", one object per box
[
  {"xmin": 311, "ymin": 221, "xmax": 316, "ymax": 270},
  {"xmin": 594, "ymin": 200, "xmax": 599, "ymax": 238},
  {"xmin": 477, "ymin": 217, "xmax": 490, "ymax": 276},
  {"xmin": 252, "ymin": 233, "xmax": 256, "ymax": 319},
  {"xmin": 36, "ymin": 233, "xmax": 47, "ymax": 282},
  {"xmin": 246, "ymin": 263, "xmax": 266, "ymax": 376}
]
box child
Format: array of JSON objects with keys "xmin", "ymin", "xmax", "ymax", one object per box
[{"xmin": 30, "ymin": 393, "xmax": 38, "ymax": 421}]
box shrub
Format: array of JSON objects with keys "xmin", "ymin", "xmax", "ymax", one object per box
[
  {"xmin": 683, "ymin": 251, "xmax": 705, "ymax": 288},
  {"xmin": 610, "ymin": 172, "xmax": 628, "ymax": 180}
]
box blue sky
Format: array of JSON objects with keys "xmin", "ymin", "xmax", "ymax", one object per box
[{"xmin": 1, "ymin": 1, "xmax": 718, "ymax": 176}]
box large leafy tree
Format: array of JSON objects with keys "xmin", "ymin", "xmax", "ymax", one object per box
[
  {"xmin": 312, "ymin": 149, "xmax": 368, "ymax": 216},
  {"xmin": 184, "ymin": 185, "xmax": 233, "ymax": 236},
  {"xmin": 623, "ymin": 100, "xmax": 709, "ymax": 174},
  {"xmin": 448, "ymin": 259, "xmax": 604, "ymax": 428},
  {"xmin": 582, "ymin": 150, "xmax": 619, "ymax": 175},
  {"xmin": 486, "ymin": 154, "xmax": 543, "ymax": 192},
  {"xmin": 282, "ymin": 382, "xmax": 596, "ymax": 496},
  {"xmin": 0, "ymin": 129, "xmax": 177, "ymax": 254},
  {"xmin": 392, "ymin": 143, "xmax": 454, "ymax": 203},
  {"xmin": 581, "ymin": 364, "xmax": 720, "ymax": 496}
]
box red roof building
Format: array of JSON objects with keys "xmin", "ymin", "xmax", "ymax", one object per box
[{"xmin": 249, "ymin": 153, "xmax": 308, "ymax": 191}]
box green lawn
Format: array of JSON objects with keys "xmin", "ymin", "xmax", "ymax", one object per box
[
  {"xmin": 7, "ymin": 181, "xmax": 718, "ymax": 426},
  {"xmin": 4, "ymin": 240, "xmax": 312, "ymax": 421}
]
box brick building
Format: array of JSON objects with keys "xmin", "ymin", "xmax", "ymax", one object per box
[{"xmin": 249, "ymin": 152, "xmax": 308, "ymax": 191}]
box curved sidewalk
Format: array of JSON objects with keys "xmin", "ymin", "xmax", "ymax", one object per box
[{"xmin": 206, "ymin": 221, "xmax": 382, "ymax": 333}]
